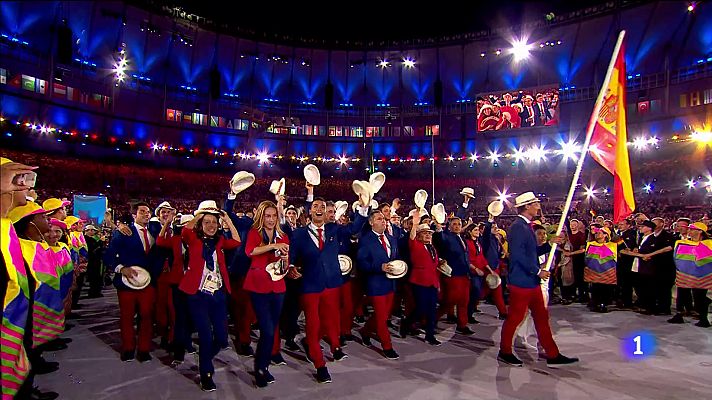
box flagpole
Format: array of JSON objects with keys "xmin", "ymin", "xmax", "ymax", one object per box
[{"xmin": 541, "ymin": 30, "xmax": 627, "ymax": 280}]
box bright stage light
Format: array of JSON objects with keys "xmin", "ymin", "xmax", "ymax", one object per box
[
  {"xmin": 526, "ymin": 146, "xmax": 547, "ymax": 162},
  {"xmin": 496, "ymin": 189, "xmax": 511, "ymax": 202},
  {"xmin": 643, "ymin": 184, "xmax": 652, "ymax": 194},
  {"xmin": 378, "ymin": 59, "xmax": 390, "ymax": 68},
  {"xmin": 338, "ymin": 155, "xmax": 348, "ymax": 164},
  {"xmin": 257, "ymin": 152, "xmax": 270, "ymax": 164},
  {"xmin": 558, "ymin": 140, "xmax": 580, "ymax": 161},
  {"xmin": 469, "ymin": 153, "xmax": 479, "ymax": 162},
  {"xmin": 487, "ymin": 150, "xmax": 500, "ymax": 162},
  {"xmin": 687, "ymin": 179, "xmax": 697, "ymax": 189},
  {"xmin": 632, "ymin": 136, "xmax": 647, "ymax": 150},
  {"xmin": 512, "ymin": 148, "xmax": 526, "ymax": 162},
  {"xmin": 510, "ymin": 39, "xmax": 532, "ymax": 62},
  {"xmin": 691, "ymin": 130, "xmax": 712, "ymax": 143},
  {"xmin": 584, "ymin": 185, "xmax": 596, "ymax": 198},
  {"xmin": 402, "ymin": 57, "xmax": 415, "ymax": 68}
]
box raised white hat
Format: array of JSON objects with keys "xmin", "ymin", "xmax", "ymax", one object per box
[
  {"xmin": 304, "ymin": 164, "xmax": 321, "ymax": 186},
  {"xmin": 230, "ymin": 171, "xmax": 256, "ymax": 194}
]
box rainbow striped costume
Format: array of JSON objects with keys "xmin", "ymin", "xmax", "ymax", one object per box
[
  {"xmin": 674, "ymin": 239, "xmax": 712, "ymax": 290},
  {"xmin": 69, "ymin": 230, "xmax": 88, "ymax": 259},
  {"xmin": 51, "ymin": 242, "xmax": 75, "ymax": 301},
  {"xmin": 1, "ymin": 219, "xmax": 31, "ymax": 399},
  {"xmin": 584, "ymin": 241, "xmax": 618, "ymax": 285},
  {"xmin": 18, "ymin": 239, "xmax": 66, "ymax": 347}
]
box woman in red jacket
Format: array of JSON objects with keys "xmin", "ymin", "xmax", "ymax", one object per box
[
  {"xmin": 464, "ymin": 224, "xmax": 507, "ymax": 319},
  {"xmin": 401, "ymin": 210, "xmax": 442, "ymax": 346},
  {"xmin": 179, "ymin": 201, "xmax": 240, "ymax": 392},
  {"xmin": 243, "ymin": 200, "xmax": 289, "ymax": 388},
  {"xmin": 156, "ymin": 213, "xmax": 194, "ymax": 364}
]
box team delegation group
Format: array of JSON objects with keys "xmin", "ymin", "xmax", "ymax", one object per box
[{"xmin": 3, "ymin": 158, "xmax": 710, "ymax": 396}]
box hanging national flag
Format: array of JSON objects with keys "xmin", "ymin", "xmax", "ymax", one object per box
[
  {"xmin": 588, "ymin": 31, "xmax": 635, "ymax": 223},
  {"xmin": 88, "ymin": 93, "xmax": 102, "ymax": 107},
  {"xmin": 8, "ymin": 73, "xmax": 22, "ymax": 87},
  {"xmin": 35, "ymin": 78, "xmax": 47, "ymax": 94},
  {"xmin": 21, "ymin": 74, "xmax": 35, "ymax": 91},
  {"xmin": 66, "ymin": 86, "xmax": 78, "ymax": 101},
  {"xmin": 53, "ymin": 83, "xmax": 67, "ymax": 98}
]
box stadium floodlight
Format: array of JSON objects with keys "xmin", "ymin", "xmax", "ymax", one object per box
[
  {"xmin": 510, "ymin": 39, "xmax": 532, "ymax": 62},
  {"xmin": 487, "ymin": 150, "xmax": 500, "ymax": 162},
  {"xmin": 559, "ymin": 140, "xmax": 580, "ymax": 161},
  {"xmin": 257, "ymin": 152, "xmax": 270, "ymax": 164},
  {"xmin": 584, "ymin": 185, "xmax": 596, "ymax": 198}
]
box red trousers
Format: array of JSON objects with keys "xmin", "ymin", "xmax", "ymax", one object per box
[
  {"xmin": 391, "ymin": 281, "xmax": 416, "ymax": 318},
  {"xmin": 500, "ymin": 285, "xmax": 559, "ymax": 357},
  {"xmin": 364, "ymin": 293, "xmax": 394, "ymax": 350},
  {"xmin": 437, "ymin": 276, "xmax": 470, "ymax": 328},
  {"xmin": 352, "ymin": 276, "xmax": 366, "ymax": 317},
  {"xmin": 476, "ymin": 270, "xmax": 507, "ymax": 315},
  {"xmin": 230, "ymin": 275, "xmax": 256, "ymax": 346},
  {"xmin": 118, "ymin": 286, "xmax": 156, "ymax": 353},
  {"xmin": 339, "ymin": 281, "xmax": 355, "ymax": 336},
  {"xmin": 301, "ymin": 288, "xmax": 340, "ymax": 368},
  {"xmin": 155, "ymin": 279, "xmax": 175, "ymax": 342}
]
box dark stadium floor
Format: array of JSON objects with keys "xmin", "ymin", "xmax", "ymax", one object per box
[{"xmin": 36, "ymin": 289, "xmax": 711, "ymax": 400}]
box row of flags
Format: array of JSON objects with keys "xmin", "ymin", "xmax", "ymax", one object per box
[
  {"xmin": 0, "ymin": 68, "xmax": 111, "ymax": 109},
  {"xmin": 165, "ymin": 108, "xmax": 251, "ymax": 131}
]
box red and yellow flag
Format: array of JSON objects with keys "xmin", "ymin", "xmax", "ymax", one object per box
[{"xmin": 588, "ymin": 32, "xmax": 635, "ymax": 223}]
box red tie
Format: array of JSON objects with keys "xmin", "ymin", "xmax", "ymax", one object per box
[
  {"xmin": 142, "ymin": 228, "xmax": 150, "ymax": 254},
  {"xmin": 317, "ymin": 228, "xmax": 323, "ymax": 250},
  {"xmin": 379, "ymin": 234, "xmax": 389, "ymax": 255}
]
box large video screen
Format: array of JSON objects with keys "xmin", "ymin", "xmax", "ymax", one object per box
[{"xmin": 476, "ymin": 87, "xmax": 559, "ymax": 132}]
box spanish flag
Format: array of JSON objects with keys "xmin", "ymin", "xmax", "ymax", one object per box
[{"xmin": 588, "ymin": 31, "xmax": 635, "ymax": 223}]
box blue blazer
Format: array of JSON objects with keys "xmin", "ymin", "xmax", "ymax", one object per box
[
  {"xmin": 481, "ymin": 220, "xmax": 502, "ymax": 270},
  {"xmin": 290, "ymin": 222, "xmax": 354, "ymax": 294},
  {"xmin": 455, "ymin": 203, "xmax": 469, "ymax": 221},
  {"xmin": 104, "ymin": 224, "xmax": 162, "ymax": 290},
  {"xmin": 357, "ymin": 231, "xmax": 399, "ymax": 296},
  {"xmin": 433, "ymin": 230, "xmax": 470, "ymax": 277},
  {"xmin": 360, "ymin": 220, "xmax": 403, "ymax": 241},
  {"xmin": 507, "ymin": 216, "xmax": 541, "ymax": 288},
  {"xmin": 225, "ymin": 195, "xmax": 255, "ymax": 277},
  {"xmin": 336, "ymin": 214, "xmax": 369, "ymax": 283}
]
